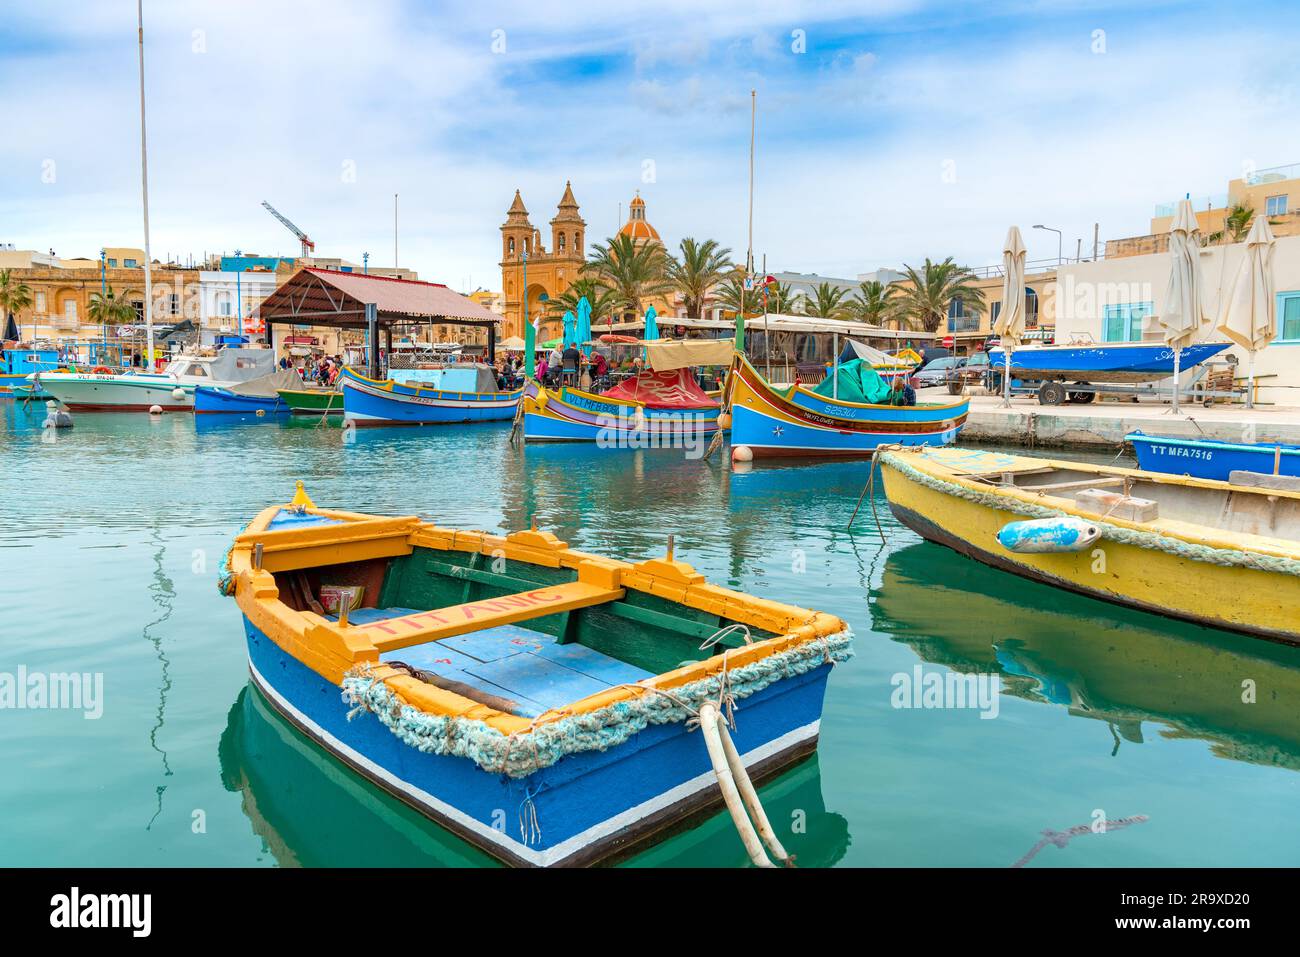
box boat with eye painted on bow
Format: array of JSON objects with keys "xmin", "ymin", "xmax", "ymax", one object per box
[{"xmin": 220, "ymin": 483, "xmax": 852, "ymax": 867}]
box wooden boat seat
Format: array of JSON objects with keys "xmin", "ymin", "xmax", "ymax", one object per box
[
  {"xmin": 377, "ymin": 620, "xmax": 653, "ymax": 718},
  {"xmin": 1229, "ymin": 470, "xmax": 1300, "ymax": 494}
]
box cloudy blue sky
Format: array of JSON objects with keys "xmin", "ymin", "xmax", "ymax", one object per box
[{"xmin": 2, "ymin": 0, "xmax": 1297, "ymax": 288}]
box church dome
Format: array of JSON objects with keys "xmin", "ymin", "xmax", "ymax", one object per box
[{"xmin": 618, "ymin": 193, "xmax": 660, "ymax": 242}]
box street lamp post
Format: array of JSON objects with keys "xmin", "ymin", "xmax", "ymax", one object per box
[{"xmin": 1033, "ymin": 224, "xmax": 1063, "ymax": 266}]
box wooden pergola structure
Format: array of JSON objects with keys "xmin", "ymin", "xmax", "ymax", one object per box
[{"xmin": 255, "ymin": 268, "xmax": 503, "ymax": 377}]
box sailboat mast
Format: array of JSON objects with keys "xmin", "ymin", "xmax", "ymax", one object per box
[
  {"xmin": 739, "ymin": 89, "xmax": 756, "ymax": 352},
  {"xmin": 136, "ymin": 0, "xmax": 155, "ymax": 367}
]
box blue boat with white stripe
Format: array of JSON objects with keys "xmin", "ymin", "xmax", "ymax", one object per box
[
  {"xmin": 1128, "ymin": 430, "xmax": 1300, "ymax": 482},
  {"xmin": 341, "ymin": 366, "xmax": 522, "ymax": 426}
]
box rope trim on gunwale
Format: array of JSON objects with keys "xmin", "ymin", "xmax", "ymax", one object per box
[
  {"xmin": 340, "ymin": 630, "xmax": 853, "ymax": 779},
  {"xmin": 881, "ymin": 451, "xmax": 1300, "ymax": 577}
]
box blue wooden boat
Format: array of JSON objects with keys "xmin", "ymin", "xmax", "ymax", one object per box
[
  {"xmin": 1127, "ymin": 431, "xmax": 1300, "ymax": 482},
  {"xmin": 220, "ymin": 484, "xmax": 852, "ymax": 866},
  {"xmin": 0, "ymin": 347, "xmax": 64, "ymax": 399},
  {"xmin": 520, "ymin": 375, "xmax": 723, "ymax": 445},
  {"xmin": 194, "ymin": 386, "xmax": 290, "ymax": 415},
  {"xmin": 727, "ymin": 356, "xmax": 967, "ymax": 459},
  {"xmin": 341, "ymin": 366, "xmax": 521, "ymax": 427},
  {"xmin": 988, "ymin": 341, "xmax": 1231, "ymax": 384}
]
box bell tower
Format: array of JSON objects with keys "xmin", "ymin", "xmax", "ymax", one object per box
[
  {"xmin": 550, "ymin": 180, "xmax": 585, "ymax": 258},
  {"xmin": 501, "ymin": 190, "xmax": 531, "ymax": 262}
]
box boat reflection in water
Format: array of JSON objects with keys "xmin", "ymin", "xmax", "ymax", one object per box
[
  {"xmin": 875, "ymin": 543, "xmax": 1300, "ymax": 770},
  {"xmin": 219, "ymin": 683, "xmax": 849, "ymax": 867}
]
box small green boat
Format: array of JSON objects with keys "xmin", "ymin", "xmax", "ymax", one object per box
[{"xmin": 275, "ymin": 388, "xmax": 344, "ymax": 415}]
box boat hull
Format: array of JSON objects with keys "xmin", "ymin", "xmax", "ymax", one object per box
[
  {"xmin": 276, "ymin": 389, "xmax": 343, "ymax": 414},
  {"xmin": 341, "ymin": 369, "xmax": 521, "ymax": 426},
  {"xmin": 0, "ymin": 373, "xmax": 53, "ymax": 399},
  {"xmin": 194, "ymin": 386, "xmax": 291, "ymax": 415},
  {"xmin": 37, "ymin": 373, "xmax": 195, "ymax": 411},
  {"xmin": 243, "ymin": 614, "xmax": 827, "ymax": 867},
  {"xmin": 1128, "ymin": 432, "xmax": 1300, "ymax": 482},
  {"xmin": 880, "ymin": 448, "xmax": 1300, "ymax": 644},
  {"xmin": 988, "ymin": 341, "xmax": 1231, "ymax": 384},
  {"xmin": 521, "ymin": 380, "xmax": 722, "ymax": 446},
  {"xmin": 729, "ymin": 358, "xmax": 967, "ymax": 458}
]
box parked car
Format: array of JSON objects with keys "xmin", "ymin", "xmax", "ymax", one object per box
[
  {"xmin": 913, "ymin": 355, "xmax": 966, "ymax": 389},
  {"xmin": 947, "ymin": 351, "xmax": 990, "ymax": 394}
]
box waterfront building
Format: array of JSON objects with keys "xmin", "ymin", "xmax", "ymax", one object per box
[
  {"xmin": 1108, "ymin": 162, "xmax": 1300, "ymax": 258},
  {"xmin": 197, "ymin": 270, "xmax": 280, "ymax": 346},
  {"xmin": 0, "ymin": 249, "xmax": 200, "ymax": 359},
  {"xmin": 1055, "ymin": 233, "xmax": 1300, "ymax": 405}
]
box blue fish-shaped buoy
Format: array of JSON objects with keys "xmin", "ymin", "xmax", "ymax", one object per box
[{"xmin": 996, "ymin": 517, "xmax": 1100, "ymax": 553}]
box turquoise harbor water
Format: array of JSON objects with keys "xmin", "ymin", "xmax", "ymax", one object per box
[{"xmin": 3, "ymin": 400, "xmax": 1300, "ymax": 868}]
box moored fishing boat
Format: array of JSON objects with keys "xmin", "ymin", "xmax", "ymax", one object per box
[
  {"xmin": 341, "ymin": 366, "xmax": 521, "ymax": 426},
  {"xmin": 194, "ymin": 369, "xmax": 307, "ymax": 415},
  {"xmin": 38, "ymin": 348, "xmax": 276, "ymax": 411},
  {"xmin": 1127, "ymin": 431, "xmax": 1300, "ymax": 482},
  {"xmin": 276, "ymin": 388, "xmax": 344, "ymax": 415},
  {"xmin": 220, "ymin": 484, "xmax": 852, "ymax": 866},
  {"xmin": 727, "ymin": 355, "xmax": 967, "ymax": 459},
  {"xmin": 521, "ymin": 371, "xmax": 723, "ymax": 445},
  {"xmin": 521, "ymin": 338, "xmax": 729, "ymax": 447},
  {"xmin": 879, "ymin": 445, "xmax": 1300, "ymax": 643},
  {"xmin": 1, "ymin": 345, "xmax": 64, "ymax": 399}
]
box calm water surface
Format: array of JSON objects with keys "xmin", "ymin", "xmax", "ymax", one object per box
[{"xmin": 3, "ymin": 401, "xmax": 1299, "ymax": 867}]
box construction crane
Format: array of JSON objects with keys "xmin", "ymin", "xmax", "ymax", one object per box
[{"xmin": 260, "ymin": 200, "xmax": 316, "ymax": 257}]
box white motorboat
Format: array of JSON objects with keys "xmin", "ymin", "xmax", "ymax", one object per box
[{"xmin": 36, "ymin": 348, "xmax": 277, "ymax": 411}]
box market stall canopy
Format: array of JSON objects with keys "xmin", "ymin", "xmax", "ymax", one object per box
[
  {"xmin": 500, "ymin": 336, "xmax": 527, "ymax": 351},
  {"xmin": 256, "ymin": 268, "xmax": 501, "ymax": 329},
  {"xmin": 644, "ymin": 338, "xmax": 734, "ymax": 371},
  {"xmin": 601, "ymin": 369, "xmax": 719, "ymax": 409}
]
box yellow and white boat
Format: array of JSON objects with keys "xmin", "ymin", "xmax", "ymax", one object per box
[{"xmin": 878, "ymin": 446, "xmax": 1300, "ymax": 643}]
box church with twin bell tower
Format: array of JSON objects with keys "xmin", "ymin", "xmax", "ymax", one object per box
[{"xmin": 499, "ymin": 182, "xmax": 586, "ymax": 341}]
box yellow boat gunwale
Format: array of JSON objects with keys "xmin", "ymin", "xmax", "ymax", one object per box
[
  {"xmin": 733, "ymin": 355, "xmax": 968, "ymax": 415},
  {"xmin": 883, "ymin": 446, "xmax": 1300, "ymax": 562},
  {"xmin": 229, "ymin": 503, "xmax": 845, "ymax": 737}
]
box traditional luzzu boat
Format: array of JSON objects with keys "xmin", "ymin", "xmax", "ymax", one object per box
[
  {"xmin": 220, "ymin": 484, "xmax": 852, "ymax": 867},
  {"xmin": 520, "ymin": 371, "xmax": 724, "ymax": 445},
  {"xmin": 275, "ymin": 388, "xmax": 344, "ymax": 415},
  {"xmin": 727, "ymin": 355, "xmax": 968, "ymax": 459},
  {"xmin": 879, "ymin": 445, "xmax": 1300, "ymax": 643},
  {"xmin": 520, "ymin": 338, "xmax": 731, "ymax": 447},
  {"xmin": 340, "ymin": 365, "xmax": 522, "ymax": 427},
  {"xmin": 1127, "ymin": 431, "xmax": 1300, "ymax": 483}
]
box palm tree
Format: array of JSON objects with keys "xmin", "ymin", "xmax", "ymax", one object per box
[
  {"xmin": 88, "ymin": 288, "xmax": 134, "ymax": 330},
  {"xmin": 890, "ymin": 257, "xmax": 987, "ymax": 332},
  {"xmin": 545, "ymin": 277, "xmax": 620, "ymax": 324},
  {"xmin": 801, "ymin": 281, "xmax": 852, "ymax": 320},
  {"xmin": 712, "ymin": 271, "xmax": 763, "ymax": 319},
  {"xmin": 0, "ymin": 269, "xmax": 34, "ymax": 338},
  {"xmin": 765, "ymin": 280, "xmax": 797, "ymax": 315},
  {"xmin": 583, "ymin": 234, "xmax": 674, "ymax": 319},
  {"xmin": 1207, "ymin": 204, "xmax": 1255, "ymax": 245},
  {"xmin": 848, "ymin": 280, "xmax": 897, "ymax": 325},
  {"xmin": 666, "ymin": 237, "xmax": 733, "ymax": 318}
]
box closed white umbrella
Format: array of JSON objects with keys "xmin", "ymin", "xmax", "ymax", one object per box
[
  {"xmin": 1216, "ymin": 215, "xmax": 1276, "ymax": 409},
  {"xmin": 993, "ymin": 226, "xmax": 1026, "ymax": 407},
  {"xmin": 1160, "ymin": 199, "xmax": 1209, "ymax": 414}
]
